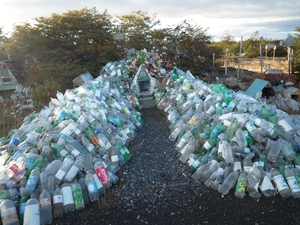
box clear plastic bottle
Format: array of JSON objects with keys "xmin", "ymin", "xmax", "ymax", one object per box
[
  {"xmin": 85, "ymin": 171, "xmax": 100, "ymax": 202},
  {"xmin": 281, "ymin": 139, "xmax": 296, "ymax": 161},
  {"xmin": 55, "ymin": 155, "xmax": 74, "ymax": 184},
  {"xmin": 40, "ymin": 168, "xmax": 48, "ymax": 190},
  {"xmin": 61, "ymin": 183, "xmax": 75, "ymax": 214},
  {"xmin": 234, "ymin": 172, "xmax": 248, "ymax": 198},
  {"xmin": 242, "ymin": 156, "xmax": 253, "ymax": 174},
  {"xmin": 222, "ymin": 140, "xmax": 234, "ymax": 164},
  {"xmin": 191, "ymin": 162, "xmax": 210, "ymax": 181},
  {"xmin": 284, "ymin": 165, "xmax": 300, "ymax": 198},
  {"xmin": 18, "ymin": 177, "xmax": 28, "ymax": 197},
  {"xmin": 72, "ymin": 181, "xmax": 85, "ymax": 210},
  {"xmin": 39, "ymin": 187, "xmax": 53, "ymax": 224},
  {"xmin": 64, "ymin": 155, "xmax": 84, "ymax": 183},
  {"xmin": 271, "ymin": 168, "xmax": 291, "ymax": 198},
  {"xmin": 200, "ymin": 158, "xmax": 219, "ymax": 183},
  {"xmin": 45, "ymin": 159, "xmax": 62, "ymax": 177},
  {"xmin": 24, "ymin": 167, "xmax": 40, "ymax": 196},
  {"xmin": 47, "ymin": 174, "xmax": 55, "ymax": 196},
  {"xmin": 267, "ymin": 139, "xmax": 283, "ymax": 162},
  {"xmin": 246, "ymin": 164, "xmax": 262, "ymax": 198},
  {"xmin": 218, "ymin": 170, "xmax": 239, "ymax": 195},
  {"xmin": 0, "ymin": 198, "xmax": 19, "ymax": 225},
  {"xmin": 23, "ymin": 194, "xmax": 40, "ymax": 225},
  {"xmin": 52, "ymin": 184, "xmax": 64, "ymax": 219},
  {"xmin": 175, "ymin": 130, "xmax": 193, "ymax": 151},
  {"xmin": 179, "ymin": 137, "xmax": 196, "ymax": 163},
  {"xmin": 235, "ymin": 128, "xmax": 247, "ymax": 148},
  {"xmin": 78, "ymin": 176, "xmax": 90, "ymax": 205},
  {"xmin": 259, "ymin": 169, "xmax": 276, "ymax": 198}
]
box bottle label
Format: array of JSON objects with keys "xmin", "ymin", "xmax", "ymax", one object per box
[
  {"xmin": 55, "ymin": 169, "xmax": 66, "ymax": 181},
  {"xmin": 64, "ymin": 166, "xmax": 79, "ymax": 182},
  {"xmin": 87, "ymin": 181, "xmax": 98, "ymax": 193},
  {"xmin": 203, "ymin": 142, "xmax": 212, "ymax": 151},
  {"xmin": 243, "ymin": 166, "xmax": 252, "ymax": 174},
  {"xmin": 258, "ymin": 161, "xmax": 265, "ymax": 169},
  {"xmin": 235, "ymin": 177, "xmax": 247, "ymax": 195},
  {"xmin": 59, "ymin": 149, "xmax": 69, "ymax": 158},
  {"xmin": 246, "ymin": 122, "xmax": 255, "ymax": 132},
  {"xmin": 273, "ymin": 175, "xmax": 289, "ymax": 191},
  {"xmin": 188, "ymin": 116, "xmax": 198, "ymax": 125},
  {"xmin": 95, "ymin": 166, "xmax": 110, "ymax": 184},
  {"xmin": 286, "ymin": 176, "xmax": 300, "ymax": 193},
  {"xmin": 71, "ymin": 149, "xmax": 80, "ymax": 158},
  {"xmin": 8, "ymin": 163, "xmax": 20, "ymax": 174},
  {"xmin": 40, "ymin": 197, "xmax": 51, "ymax": 207},
  {"xmin": 180, "ymin": 143, "xmax": 190, "ymax": 155},
  {"xmin": 23, "ymin": 204, "xmax": 40, "ymax": 224},
  {"xmin": 234, "ymin": 161, "xmax": 242, "ymax": 171},
  {"xmin": 278, "ymin": 119, "xmax": 293, "ymax": 132},
  {"xmin": 25, "ymin": 174, "xmax": 39, "ymax": 191},
  {"xmin": 1, "ymin": 206, "xmax": 18, "ymax": 224},
  {"xmin": 53, "ymin": 194, "xmax": 63, "ymax": 204},
  {"xmin": 61, "ymin": 186, "xmax": 74, "ymax": 206},
  {"xmin": 92, "ymin": 174, "xmax": 103, "ymax": 189},
  {"xmin": 73, "ymin": 187, "xmax": 84, "ymax": 206},
  {"xmin": 19, "ymin": 202, "xmax": 26, "ymax": 214},
  {"xmin": 111, "ymin": 155, "xmax": 119, "ymax": 163}
]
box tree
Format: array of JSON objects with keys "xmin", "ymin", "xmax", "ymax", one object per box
[
  {"xmin": 8, "ymin": 7, "xmax": 118, "ymax": 89},
  {"xmin": 294, "ymin": 27, "xmax": 300, "ymax": 74},
  {"xmin": 115, "ymin": 11, "xmax": 160, "ymax": 51},
  {"xmin": 0, "ymin": 27, "xmax": 8, "ymax": 60}
]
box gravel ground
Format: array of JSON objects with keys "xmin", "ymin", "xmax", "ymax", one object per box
[{"xmin": 52, "ymin": 106, "xmax": 300, "ymax": 225}]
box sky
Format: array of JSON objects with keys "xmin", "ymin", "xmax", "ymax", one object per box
[{"xmin": 1, "ymin": 0, "xmax": 300, "ymax": 42}]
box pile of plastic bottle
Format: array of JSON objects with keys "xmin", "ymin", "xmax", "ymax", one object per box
[
  {"xmin": 155, "ymin": 66, "xmax": 300, "ymax": 199},
  {"xmin": 0, "ymin": 68, "xmax": 145, "ymax": 224}
]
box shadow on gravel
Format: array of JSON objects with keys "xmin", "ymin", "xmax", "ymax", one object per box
[{"xmin": 53, "ymin": 107, "xmax": 300, "ymax": 225}]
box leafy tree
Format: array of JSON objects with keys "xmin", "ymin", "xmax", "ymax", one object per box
[
  {"xmin": 8, "ymin": 7, "xmax": 118, "ymax": 89},
  {"xmin": 294, "ymin": 27, "xmax": 300, "ymax": 74},
  {"xmin": 115, "ymin": 11, "xmax": 160, "ymax": 51},
  {"xmin": 0, "ymin": 27, "xmax": 8, "ymax": 60}
]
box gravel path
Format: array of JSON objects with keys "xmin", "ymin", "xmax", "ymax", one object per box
[{"xmin": 52, "ymin": 106, "xmax": 300, "ymax": 225}]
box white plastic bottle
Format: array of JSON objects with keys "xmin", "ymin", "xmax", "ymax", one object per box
[{"xmin": 23, "ymin": 195, "xmax": 40, "ymax": 225}]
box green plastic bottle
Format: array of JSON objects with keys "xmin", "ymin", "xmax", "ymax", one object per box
[
  {"xmin": 19, "ymin": 195, "xmax": 30, "ymax": 225},
  {"xmin": 25, "ymin": 155, "xmax": 45, "ymax": 178}
]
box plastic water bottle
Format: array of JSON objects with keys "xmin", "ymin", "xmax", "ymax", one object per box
[
  {"xmin": 39, "ymin": 187, "xmax": 53, "ymax": 224},
  {"xmin": 45, "ymin": 159, "xmax": 62, "ymax": 176},
  {"xmin": 78, "ymin": 176, "xmax": 90, "ymax": 205},
  {"xmin": 259, "ymin": 170, "xmax": 276, "ymax": 197},
  {"xmin": 234, "ymin": 172, "xmax": 248, "ymax": 198},
  {"xmin": 23, "ymin": 195, "xmax": 40, "ymax": 225},
  {"xmin": 218, "ymin": 170, "xmax": 239, "ymax": 195},
  {"xmin": 179, "ymin": 137, "xmax": 196, "ymax": 163},
  {"xmin": 61, "ymin": 183, "xmax": 75, "ymax": 214},
  {"xmin": 47, "ymin": 174, "xmax": 55, "ymax": 196},
  {"xmin": 222, "ymin": 140, "xmax": 234, "ymax": 164},
  {"xmin": 0, "ymin": 198, "xmax": 19, "ymax": 225},
  {"xmin": 267, "ymin": 140, "xmax": 282, "ymax": 162},
  {"xmin": 72, "ymin": 181, "xmax": 85, "ymax": 210},
  {"xmin": 235, "ymin": 128, "xmax": 247, "ymax": 148},
  {"xmin": 191, "ymin": 162, "xmax": 210, "ymax": 181},
  {"xmin": 40, "ymin": 168, "xmax": 48, "ymax": 190},
  {"xmin": 281, "ymin": 139, "xmax": 296, "ymax": 161},
  {"xmin": 24, "ymin": 167, "xmax": 40, "ymax": 196},
  {"xmin": 63, "ymin": 155, "xmax": 84, "ymax": 183},
  {"xmin": 55, "ymin": 155, "xmax": 74, "ymax": 184},
  {"xmin": 284, "ymin": 165, "xmax": 300, "ymax": 198},
  {"xmin": 52, "ymin": 185, "xmax": 63, "ymax": 219},
  {"xmin": 94, "ymin": 158, "xmax": 110, "ymax": 188},
  {"xmin": 85, "ymin": 171, "xmax": 99, "ymax": 202},
  {"xmin": 271, "ymin": 168, "xmax": 291, "ymax": 198},
  {"xmin": 246, "ymin": 164, "xmax": 262, "ymax": 198}
]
